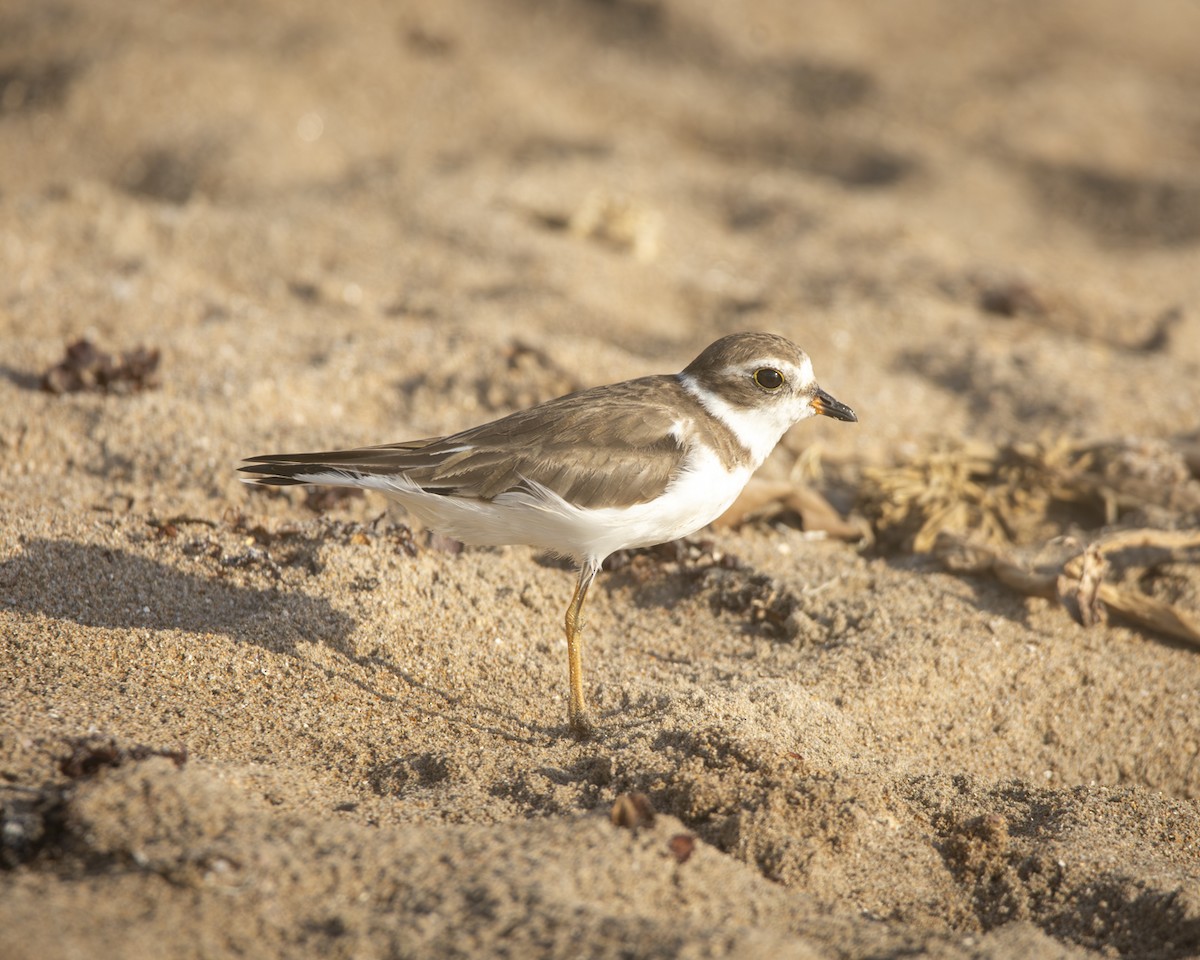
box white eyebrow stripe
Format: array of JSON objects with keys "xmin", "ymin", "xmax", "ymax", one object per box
[{"xmin": 795, "ymin": 354, "xmax": 814, "ymax": 388}]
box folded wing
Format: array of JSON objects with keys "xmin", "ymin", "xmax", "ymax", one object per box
[{"xmin": 239, "ymin": 376, "xmax": 692, "ymax": 510}]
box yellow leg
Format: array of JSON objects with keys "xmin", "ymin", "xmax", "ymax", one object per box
[{"xmin": 565, "ymin": 564, "xmax": 597, "ymax": 737}]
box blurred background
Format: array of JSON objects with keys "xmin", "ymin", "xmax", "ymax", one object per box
[{"xmin": 3, "ymin": 0, "xmax": 1198, "ymax": 461}]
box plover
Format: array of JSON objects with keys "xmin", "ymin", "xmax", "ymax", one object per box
[{"xmin": 240, "ymin": 332, "xmax": 857, "ymax": 735}]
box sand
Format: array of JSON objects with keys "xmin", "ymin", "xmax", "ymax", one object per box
[{"xmin": 2, "ymin": 1, "xmax": 1199, "ymax": 957}]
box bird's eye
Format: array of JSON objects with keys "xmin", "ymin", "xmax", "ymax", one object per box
[{"xmin": 753, "ymin": 367, "xmax": 784, "ymax": 390}]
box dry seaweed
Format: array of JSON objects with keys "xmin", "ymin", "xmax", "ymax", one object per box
[
  {"xmin": 863, "ymin": 437, "xmax": 1200, "ymax": 647},
  {"xmin": 934, "ymin": 529, "xmax": 1200, "ymax": 647},
  {"xmin": 859, "ymin": 437, "xmax": 1200, "ymax": 553}
]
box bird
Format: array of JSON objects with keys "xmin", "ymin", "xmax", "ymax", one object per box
[{"xmin": 239, "ymin": 332, "xmax": 857, "ymax": 735}]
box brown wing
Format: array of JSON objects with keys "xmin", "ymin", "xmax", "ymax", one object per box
[{"xmin": 240, "ymin": 375, "xmax": 697, "ymax": 509}]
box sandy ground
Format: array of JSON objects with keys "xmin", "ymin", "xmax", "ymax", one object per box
[{"xmin": 2, "ymin": 1, "xmax": 1200, "ymax": 957}]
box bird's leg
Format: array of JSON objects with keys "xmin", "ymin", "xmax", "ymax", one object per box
[{"xmin": 564, "ymin": 563, "xmax": 598, "ymax": 737}]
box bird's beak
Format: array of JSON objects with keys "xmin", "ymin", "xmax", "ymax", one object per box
[{"xmin": 810, "ymin": 387, "xmax": 858, "ymax": 422}]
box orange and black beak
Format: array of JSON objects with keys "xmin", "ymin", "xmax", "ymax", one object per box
[{"xmin": 810, "ymin": 387, "xmax": 857, "ymax": 422}]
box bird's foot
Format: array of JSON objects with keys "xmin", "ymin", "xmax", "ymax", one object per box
[{"xmin": 568, "ymin": 710, "xmax": 597, "ymax": 740}]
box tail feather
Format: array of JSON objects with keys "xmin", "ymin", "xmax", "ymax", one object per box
[{"xmin": 239, "ymin": 440, "xmax": 444, "ymax": 488}]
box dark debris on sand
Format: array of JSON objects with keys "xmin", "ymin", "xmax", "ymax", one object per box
[{"xmin": 40, "ymin": 338, "xmax": 161, "ymax": 395}]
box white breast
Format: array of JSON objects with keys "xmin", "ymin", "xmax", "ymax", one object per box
[{"xmin": 557, "ymin": 444, "xmax": 752, "ymax": 562}]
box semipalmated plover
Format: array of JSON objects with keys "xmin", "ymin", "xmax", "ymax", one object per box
[{"xmin": 240, "ymin": 332, "xmax": 857, "ymax": 735}]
